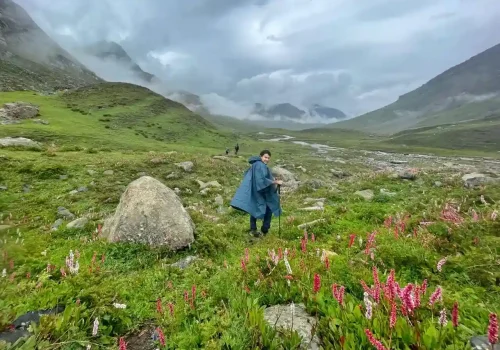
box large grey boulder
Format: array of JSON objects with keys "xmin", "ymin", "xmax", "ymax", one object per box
[
  {"xmin": 271, "ymin": 166, "xmax": 299, "ymax": 192},
  {"xmin": 102, "ymin": 176, "xmax": 195, "ymax": 250},
  {"xmin": 0, "ymin": 137, "xmax": 41, "ymax": 149},
  {"xmin": 0, "ymin": 102, "xmax": 39, "ymax": 124},
  {"xmin": 462, "ymin": 173, "xmax": 496, "ymax": 188}
]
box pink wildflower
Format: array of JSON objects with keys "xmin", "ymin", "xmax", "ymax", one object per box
[
  {"xmin": 489, "ymin": 313, "xmax": 498, "ymax": 345},
  {"xmin": 240, "ymin": 259, "xmax": 247, "ymax": 272},
  {"xmin": 324, "ymin": 256, "xmax": 330, "ymax": 270},
  {"xmin": 389, "ymin": 300, "xmax": 397, "ymax": 329},
  {"xmin": 156, "ymin": 328, "xmax": 166, "ymax": 346},
  {"xmin": 313, "ymin": 273, "xmax": 321, "ymax": 293},
  {"xmin": 421, "ymin": 279, "xmax": 428, "ymax": 295},
  {"xmin": 168, "ymin": 302, "xmax": 174, "ymax": 317},
  {"xmin": 471, "ymin": 209, "xmax": 479, "ymax": 222},
  {"xmin": 452, "ymin": 302, "xmax": 459, "ymax": 327},
  {"xmin": 429, "ymin": 286, "xmax": 443, "ymax": 306},
  {"xmin": 401, "ymin": 284, "xmax": 415, "ymax": 313},
  {"xmin": 437, "ymin": 257, "xmax": 447, "ymax": 272},
  {"xmin": 245, "ymin": 248, "xmax": 250, "ymax": 263},
  {"xmin": 372, "ymin": 266, "xmax": 381, "ymax": 303},
  {"xmin": 311, "ymin": 233, "xmax": 315, "ymax": 242},
  {"xmin": 118, "ymin": 337, "xmax": 127, "ymax": 350},
  {"xmin": 348, "ymin": 234, "xmax": 356, "ymax": 248},
  {"xmin": 183, "ymin": 290, "xmax": 189, "ymax": 302},
  {"xmin": 364, "ymin": 329, "xmax": 387, "ymax": 350},
  {"xmin": 156, "ymin": 298, "xmax": 163, "ymax": 314},
  {"xmin": 301, "ymin": 238, "xmax": 307, "ymax": 253},
  {"xmin": 491, "ymin": 210, "xmax": 498, "ymax": 221}
]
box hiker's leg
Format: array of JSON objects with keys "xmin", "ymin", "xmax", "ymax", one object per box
[
  {"xmin": 249, "ymin": 215, "xmax": 257, "ymax": 231},
  {"xmin": 261, "ymin": 206, "xmax": 272, "ymax": 234}
]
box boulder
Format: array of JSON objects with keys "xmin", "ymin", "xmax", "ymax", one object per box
[
  {"xmin": 176, "ymin": 161, "xmax": 194, "ymax": 172},
  {"xmin": 0, "ymin": 102, "xmax": 39, "ymax": 124},
  {"xmin": 264, "ymin": 303, "xmax": 320, "ymax": 350},
  {"xmin": 271, "ymin": 166, "xmax": 299, "ymax": 192},
  {"xmin": 0, "ymin": 137, "xmax": 41, "ymax": 149},
  {"xmin": 102, "ymin": 176, "xmax": 195, "ymax": 250},
  {"xmin": 462, "ymin": 173, "xmax": 495, "ymax": 188},
  {"xmin": 196, "ymin": 179, "xmax": 221, "ymax": 190},
  {"xmin": 67, "ymin": 217, "xmax": 88, "ymax": 229},
  {"xmin": 355, "ymin": 189, "xmax": 374, "ymax": 201}
]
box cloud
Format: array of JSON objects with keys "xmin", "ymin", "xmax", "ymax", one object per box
[{"xmin": 14, "ymin": 0, "xmax": 500, "ymax": 119}]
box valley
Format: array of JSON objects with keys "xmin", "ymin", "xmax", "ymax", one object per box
[{"xmin": 1, "ymin": 0, "xmax": 499, "ymax": 349}]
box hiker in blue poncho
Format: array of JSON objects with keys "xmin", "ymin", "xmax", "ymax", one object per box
[{"xmin": 230, "ymin": 150, "xmax": 282, "ymax": 237}]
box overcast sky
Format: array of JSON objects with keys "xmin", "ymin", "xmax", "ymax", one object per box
[{"xmin": 16, "ymin": 0, "xmax": 500, "ymax": 117}]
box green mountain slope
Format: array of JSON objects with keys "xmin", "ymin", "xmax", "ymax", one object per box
[
  {"xmin": 0, "ymin": 82, "xmax": 233, "ymax": 149},
  {"xmin": 331, "ymin": 43, "xmax": 500, "ymax": 134},
  {"xmin": 384, "ymin": 114, "xmax": 500, "ymax": 152},
  {"xmin": 0, "ymin": 0, "xmax": 101, "ymax": 91}
]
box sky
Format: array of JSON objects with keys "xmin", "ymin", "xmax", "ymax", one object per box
[{"xmin": 15, "ymin": 0, "xmax": 500, "ymax": 119}]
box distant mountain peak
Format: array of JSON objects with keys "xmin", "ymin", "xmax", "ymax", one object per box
[
  {"xmin": 82, "ymin": 40, "xmax": 156, "ymax": 83},
  {"xmin": 252, "ymin": 102, "xmax": 346, "ymax": 121}
]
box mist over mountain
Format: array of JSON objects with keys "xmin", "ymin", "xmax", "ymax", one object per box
[
  {"xmin": 332, "ymin": 42, "xmax": 500, "ymax": 134},
  {"xmin": 0, "ymin": 0, "xmax": 100, "ymax": 91}
]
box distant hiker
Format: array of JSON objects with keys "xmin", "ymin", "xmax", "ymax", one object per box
[
  {"xmin": 230, "ymin": 150, "xmax": 282, "ymax": 237},
  {"xmin": 225, "ymin": 148, "xmax": 230, "ymax": 155},
  {"xmin": 235, "ymin": 143, "xmax": 239, "ymax": 155}
]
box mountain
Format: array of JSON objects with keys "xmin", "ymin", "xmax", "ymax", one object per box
[
  {"xmin": 332, "ymin": 43, "xmax": 500, "ymax": 134},
  {"xmin": 164, "ymin": 90, "xmax": 211, "ymax": 115},
  {"xmin": 0, "ymin": 0, "xmax": 101, "ymax": 91},
  {"xmin": 82, "ymin": 40, "xmax": 157, "ymax": 83},
  {"xmin": 253, "ymin": 102, "xmax": 346, "ymax": 121},
  {"xmin": 310, "ymin": 104, "xmax": 347, "ymax": 120}
]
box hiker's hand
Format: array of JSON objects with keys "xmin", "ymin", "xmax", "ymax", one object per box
[{"xmin": 274, "ymin": 180, "xmax": 283, "ymax": 185}]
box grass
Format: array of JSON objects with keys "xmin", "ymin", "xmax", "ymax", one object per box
[{"xmin": 0, "ymin": 84, "xmax": 499, "ymax": 349}]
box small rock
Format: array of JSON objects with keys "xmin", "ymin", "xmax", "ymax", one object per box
[
  {"xmin": 297, "ymin": 165, "xmax": 307, "ymax": 173},
  {"xmin": 175, "ymin": 161, "xmax": 194, "ymax": 172},
  {"xmin": 150, "ymin": 157, "xmax": 166, "ymax": 164},
  {"xmin": 57, "ymin": 207, "xmax": 75, "ymax": 220},
  {"xmin": 213, "ymin": 156, "xmax": 229, "ymax": 161},
  {"xmin": 390, "ymin": 160, "xmax": 408, "ymax": 164},
  {"xmin": 69, "ymin": 190, "xmax": 78, "ymax": 195},
  {"xmin": 355, "ymin": 189, "xmax": 374, "ymax": 201},
  {"xmin": 32, "ymin": 119, "xmax": 49, "ymax": 125},
  {"xmin": 264, "ymin": 304, "xmax": 320, "ymax": 350},
  {"xmin": 214, "ymin": 195, "xmax": 224, "ymax": 206},
  {"xmin": 434, "ymin": 181, "xmax": 442, "ymax": 187},
  {"xmin": 398, "ymin": 170, "xmax": 417, "ymax": 180},
  {"xmin": 22, "ymin": 184, "xmax": 30, "ymax": 193},
  {"xmin": 0, "ymin": 185, "xmax": 7, "ymax": 191},
  {"xmin": 166, "ymin": 172, "xmax": 178, "ymax": 179},
  {"xmin": 77, "ymin": 186, "xmax": 88, "ymax": 192},
  {"xmin": 200, "ymin": 188, "xmax": 210, "ymax": 196},
  {"xmin": 303, "ymin": 179, "xmax": 325, "ymax": 189},
  {"xmin": 103, "ymin": 170, "xmax": 114, "ymax": 175},
  {"xmin": 66, "ymin": 217, "xmax": 88, "ymax": 229},
  {"xmin": 174, "ymin": 188, "xmax": 181, "ymax": 194},
  {"xmin": 59, "ymin": 175, "xmax": 68, "ymax": 180},
  {"xmin": 196, "ymin": 180, "xmax": 222, "ymax": 190},
  {"xmin": 297, "ymin": 219, "xmax": 325, "ymax": 230},
  {"xmin": 167, "ymin": 256, "xmax": 198, "ymax": 269},
  {"xmin": 184, "ymin": 188, "xmax": 193, "ymax": 194},
  {"xmin": 51, "ymin": 219, "xmax": 64, "ymax": 231},
  {"xmin": 470, "ymin": 335, "xmax": 500, "ymax": 349},
  {"xmin": 87, "ymin": 170, "xmax": 96, "ymax": 176},
  {"xmin": 303, "ymin": 198, "xmax": 326, "ymax": 205},
  {"xmin": 330, "ymin": 169, "xmax": 351, "ymax": 178},
  {"xmin": 380, "ymin": 188, "xmax": 396, "ymax": 196}
]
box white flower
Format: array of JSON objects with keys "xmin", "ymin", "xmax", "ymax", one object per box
[
  {"xmin": 41, "ymin": 250, "xmax": 47, "ymax": 256},
  {"xmin": 1, "ymin": 268, "xmax": 6, "ymax": 278},
  {"xmin": 439, "ymin": 308, "xmax": 448, "ymax": 326},
  {"xmin": 92, "ymin": 317, "xmax": 99, "ymax": 336},
  {"xmin": 113, "ymin": 303, "xmax": 127, "ymax": 309}
]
